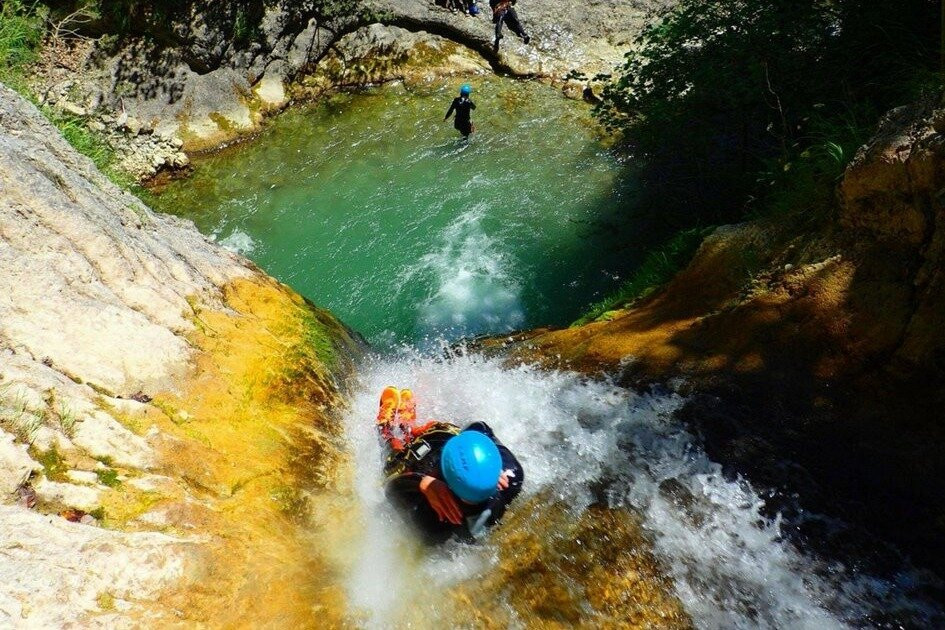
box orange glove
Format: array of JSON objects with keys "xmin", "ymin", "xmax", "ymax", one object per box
[
  {"xmin": 497, "ymin": 469, "xmax": 511, "ymax": 491},
  {"xmin": 420, "ymin": 476, "xmax": 463, "ymax": 525}
]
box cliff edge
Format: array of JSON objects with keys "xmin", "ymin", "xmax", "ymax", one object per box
[{"xmin": 0, "ymin": 83, "xmax": 362, "ymax": 626}]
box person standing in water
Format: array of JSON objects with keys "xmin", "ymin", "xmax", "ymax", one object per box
[
  {"xmin": 445, "ymin": 83, "xmax": 476, "ymax": 139},
  {"xmin": 490, "ymin": 0, "xmax": 529, "ymax": 52},
  {"xmin": 376, "ymin": 386, "xmax": 524, "ymax": 544}
]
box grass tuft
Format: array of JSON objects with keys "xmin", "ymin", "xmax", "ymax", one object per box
[
  {"xmin": 574, "ymin": 227, "xmax": 711, "ymax": 326},
  {"xmin": 0, "ymin": 385, "xmax": 46, "ymax": 444}
]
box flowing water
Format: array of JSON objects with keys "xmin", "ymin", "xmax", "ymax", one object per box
[
  {"xmin": 153, "ymin": 78, "xmax": 944, "ymax": 627},
  {"xmin": 153, "ymin": 78, "xmax": 634, "ymax": 346},
  {"xmin": 342, "ymin": 351, "xmax": 943, "ymax": 628}
]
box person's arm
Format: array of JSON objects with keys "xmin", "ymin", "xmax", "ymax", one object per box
[
  {"xmin": 496, "ymin": 444, "xmax": 523, "ymax": 495},
  {"xmin": 385, "ymin": 472, "xmax": 463, "ymax": 525},
  {"xmin": 463, "ymin": 422, "xmax": 523, "ymax": 497},
  {"xmin": 470, "ymin": 99, "xmax": 477, "ymax": 110},
  {"xmin": 445, "ymin": 99, "xmax": 456, "ymax": 121}
]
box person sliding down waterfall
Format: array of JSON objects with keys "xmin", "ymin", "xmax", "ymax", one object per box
[
  {"xmin": 376, "ymin": 386, "xmax": 524, "ymax": 544},
  {"xmin": 445, "ymin": 84, "xmax": 476, "ymax": 139},
  {"xmin": 490, "ymin": 0, "xmax": 530, "ymax": 52}
]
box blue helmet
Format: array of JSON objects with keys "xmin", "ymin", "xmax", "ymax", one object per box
[
  {"xmin": 460, "ymin": 84, "xmax": 472, "ymax": 96},
  {"xmin": 440, "ymin": 430, "xmax": 501, "ymax": 503}
]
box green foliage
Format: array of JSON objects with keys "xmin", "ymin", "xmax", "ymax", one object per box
[
  {"xmin": 232, "ymin": 6, "xmax": 257, "ymax": 47},
  {"xmin": 0, "ymin": 2, "xmax": 139, "ymax": 191},
  {"xmin": 34, "ymin": 446, "xmax": 68, "ymax": 481},
  {"xmin": 55, "ymin": 403, "xmax": 78, "ymax": 437},
  {"xmin": 95, "ymin": 467, "xmax": 121, "ymax": 488},
  {"xmin": 94, "ymin": 454, "xmax": 115, "ymax": 467},
  {"xmin": 0, "ymin": 0, "xmax": 47, "ymax": 82},
  {"xmin": 574, "ymin": 227, "xmax": 711, "ymax": 326},
  {"xmin": 40, "ymin": 106, "xmax": 139, "ymax": 189},
  {"xmin": 579, "ymin": 0, "xmax": 940, "ymax": 322},
  {"xmin": 752, "ymin": 104, "xmax": 875, "ymax": 220},
  {"xmin": 43, "ymin": 108, "xmax": 111, "ymax": 166},
  {"xmin": 597, "ymin": 0, "xmax": 939, "ymax": 226},
  {"xmin": 0, "ymin": 385, "xmax": 45, "ymax": 444},
  {"xmin": 94, "ymin": 0, "xmax": 370, "ymax": 42}
]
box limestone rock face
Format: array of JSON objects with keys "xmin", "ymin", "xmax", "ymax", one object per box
[
  {"xmin": 0, "ymin": 84, "xmax": 362, "ymax": 624},
  {"xmin": 0, "ymin": 505, "xmax": 191, "ymax": 627},
  {"xmin": 87, "ymin": 1, "xmax": 344, "ymax": 151},
  {"xmin": 75, "ymin": 0, "xmax": 670, "ymax": 152},
  {"xmin": 0, "ymin": 433, "xmax": 35, "ymax": 495},
  {"xmin": 298, "ymin": 24, "xmax": 492, "ymax": 98},
  {"xmin": 373, "ymin": 0, "xmax": 673, "ymax": 78},
  {"xmin": 841, "ymin": 98, "xmax": 945, "ymax": 375},
  {"xmin": 0, "ymin": 84, "xmax": 250, "ymax": 395}
]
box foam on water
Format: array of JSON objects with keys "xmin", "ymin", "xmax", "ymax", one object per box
[
  {"xmin": 343, "ymin": 349, "xmax": 944, "ymax": 628},
  {"xmin": 215, "ymin": 229, "xmax": 256, "ymax": 255},
  {"xmin": 406, "ymin": 208, "xmax": 525, "ymax": 340}
]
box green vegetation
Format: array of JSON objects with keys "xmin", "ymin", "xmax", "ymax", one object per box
[
  {"xmin": 95, "ymin": 591, "xmax": 116, "ymax": 612},
  {"xmin": 33, "ymin": 445, "xmax": 68, "ymax": 482},
  {"xmin": 94, "ymin": 454, "xmax": 115, "ymax": 467},
  {"xmin": 0, "ymin": 385, "xmax": 45, "ymax": 444},
  {"xmin": 578, "ymin": 0, "xmax": 940, "ymax": 322},
  {"xmin": 598, "ymin": 0, "xmax": 938, "ymax": 218},
  {"xmin": 55, "ymin": 402, "xmax": 78, "ymax": 437},
  {"xmin": 574, "ymin": 227, "xmax": 711, "ymax": 325},
  {"xmin": 95, "ymin": 0, "xmax": 371, "ymax": 44},
  {"xmin": 0, "ymin": 1, "xmax": 140, "ymax": 190},
  {"xmin": 0, "ymin": 1, "xmax": 46, "ymax": 79},
  {"xmin": 95, "ymin": 467, "xmax": 121, "ymax": 488}
]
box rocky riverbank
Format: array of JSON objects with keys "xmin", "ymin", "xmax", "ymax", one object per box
[
  {"xmin": 0, "ymin": 74, "xmax": 698, "ymax": 626},
  {"xmin": 0, "ymin": 83, "xmax": 364, "ymax": 625},
  {"xmin": 27, "ymin": 0, "xmax": 668, "ymax": 182},
  {"xmin": 486, "ymin": 95, "xmax": 945, "ymax": 576}
]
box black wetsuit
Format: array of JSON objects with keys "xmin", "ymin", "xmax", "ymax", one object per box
[
  {"xmin": 384, "ymin": 421, "xmax": 524, "ymax": 544},
  {"xmin": 490, "ymin": 0, "xmax": 528, "ymax": 50},
  {"xmin": 445, "ymin": 96, "xmax": 476, "ymax": 137}
]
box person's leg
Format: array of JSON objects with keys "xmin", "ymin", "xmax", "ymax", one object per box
[
  {"xmin": 397, "ymin": 389, "xmax": 416, "ymax": 424},
  {"xmin": 493, "ymin": 10, "xmax": 506, "ymax": 50},
  {"xmin": 377, "ymin": 386, "xmax": 406, "ymax": 450},
  {"xmin": 377, "ymin": 386, "xmax": 399, "ymax": 425},
  {"xmin": 504, "ymin": 8, "xmax": 529, "ymax": 43}
]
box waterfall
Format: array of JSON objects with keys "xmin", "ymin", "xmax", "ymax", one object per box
[{"xmin": 341, "ymin": 349, "xmax": 944, "ymax": 628}]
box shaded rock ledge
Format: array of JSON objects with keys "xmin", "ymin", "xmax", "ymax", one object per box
[{"xmin": 482, "ymin": 97, "xmax": 945, "ymax": 576}]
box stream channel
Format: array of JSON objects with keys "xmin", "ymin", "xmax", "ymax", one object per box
[{"xmin": 152, "ymin": 78, "xmax": 944, "ymax": 628}]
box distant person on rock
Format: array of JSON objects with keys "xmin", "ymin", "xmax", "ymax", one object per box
[
  {"xmin": 490, "ymin": 0, "xmax": 530, "ymax": 52},
  {"xmin": 439, "ymin": 0, "xmax": 477, "ymax": 15},
  {"xmin": 445, "ymin": 84, "xmax": 476, "ymax": 139},
  {"xmin": 376, "ymin": 386, "xmax": 524, "ymax": 544}
]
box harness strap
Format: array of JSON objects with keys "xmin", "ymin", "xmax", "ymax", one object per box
[{"xmin": 383, "ymin": 424, "xmax": 460, "ymax": 479}]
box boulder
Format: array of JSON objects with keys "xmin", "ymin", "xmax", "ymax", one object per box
[
  {"xmin": 59, "ymin": 101, "xmax": 87, "ymax": 117},
  {"xmin": 0, "ymin": 433, "xmax": 37, "ymax": 495}
]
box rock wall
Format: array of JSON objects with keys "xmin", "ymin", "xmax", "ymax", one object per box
[
  {"xmin": 0, "ymin": 84, "xmax": 363, "ymax": 624},
  {"xmin": 35, "ymin": 0, "xmax": 670, "ymax": 170},
  {"xmin": 491, "ymin": 97, "xmax": 945, "ymax": 575}
]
